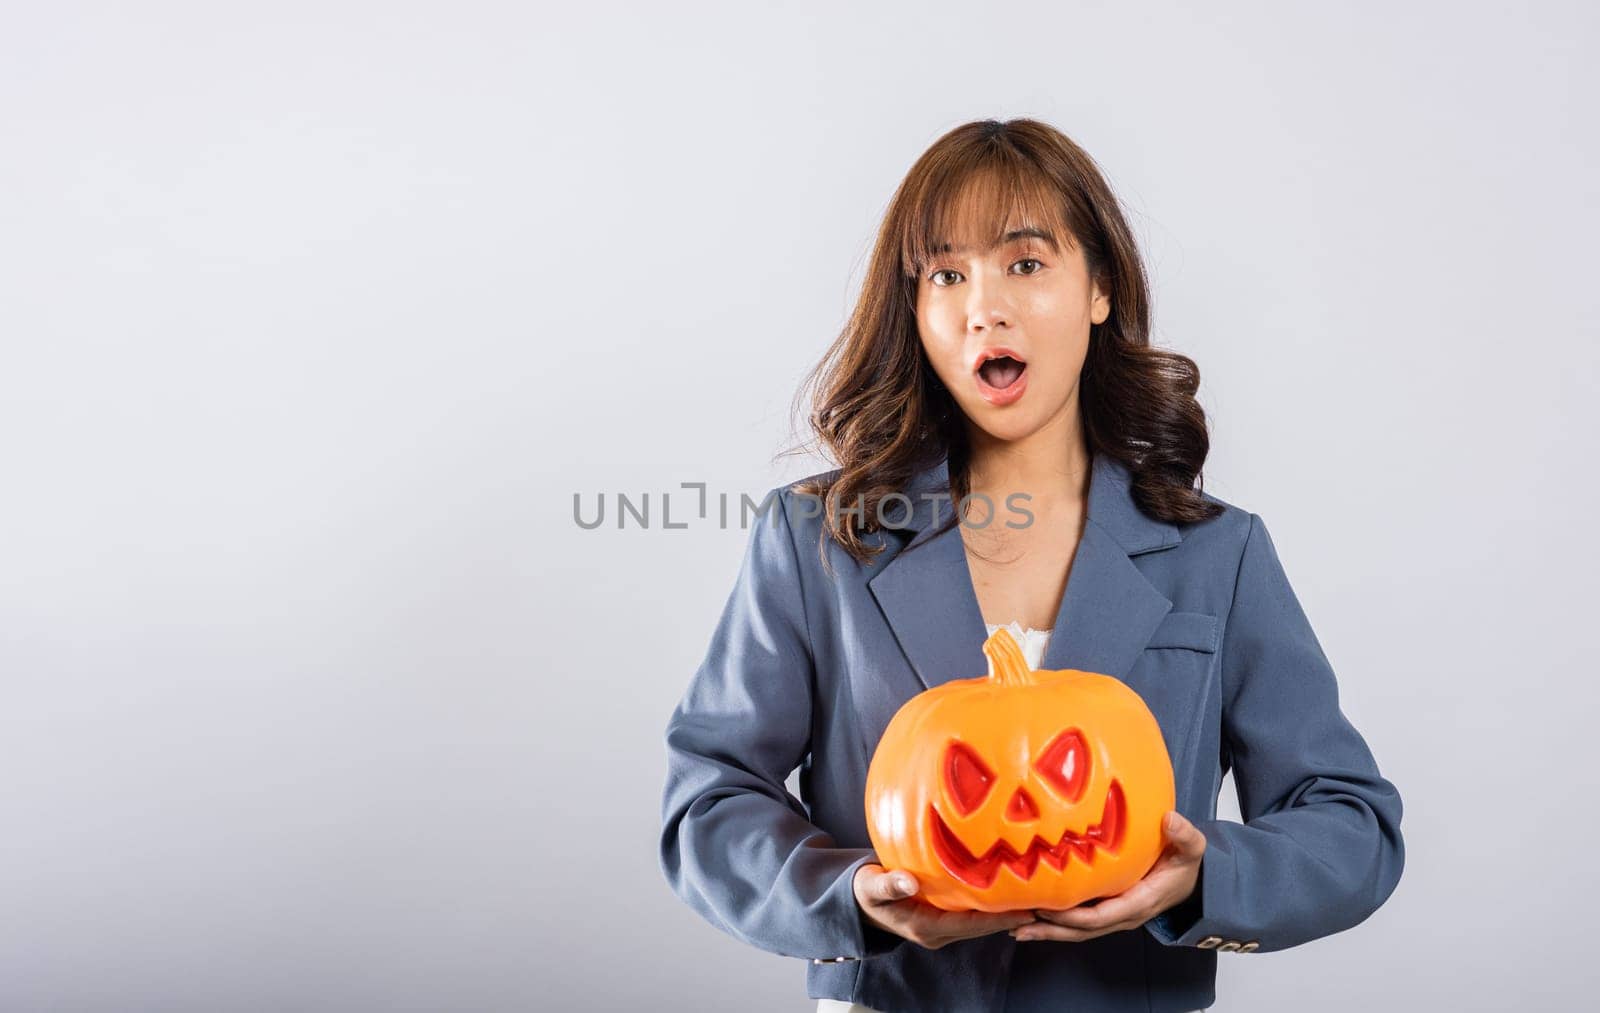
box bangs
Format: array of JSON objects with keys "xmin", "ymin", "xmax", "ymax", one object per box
[{"xmin": 900, "ymin": 159, "xmax": 1076, "ymax": 279}]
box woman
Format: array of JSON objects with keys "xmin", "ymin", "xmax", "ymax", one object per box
[{"xmin": 658, "ymin": 118, "xmax": 1404, "ymax": 1012}]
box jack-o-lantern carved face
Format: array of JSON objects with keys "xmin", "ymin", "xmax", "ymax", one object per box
[{"xmin": 864, "ymin": 628, "xmax": 1175, "ymax": 912}]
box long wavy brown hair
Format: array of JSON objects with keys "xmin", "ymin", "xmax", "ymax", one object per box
[{"xmin": 784, "ymin": 117, "xmax": 1223, "ymax": 570}]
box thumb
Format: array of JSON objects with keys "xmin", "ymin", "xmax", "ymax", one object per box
[
  {"xmin": 872, "ymin": 869, "xmax": 920, "ymax": 903},
  {"xmin": 1164, "ymin": 811, "xmax": 1205, "ymax": 854}
]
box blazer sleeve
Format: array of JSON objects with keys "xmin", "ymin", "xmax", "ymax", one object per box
[
  {"xmin": 658, "ymin": 487, "xmax": 908, "ymax": 961},
  {"xmin": 1145, "ymin": 512, "xmax": 1406, "ymax": 952}
]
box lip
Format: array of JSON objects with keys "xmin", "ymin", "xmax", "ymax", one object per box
[
  {"xmin": 971, "ymin": 346, "xmax": 1028, "ymax": 373},
  {"xmin": 972, "ymin": 346, "xmax": 1029, "ymax": 407}
]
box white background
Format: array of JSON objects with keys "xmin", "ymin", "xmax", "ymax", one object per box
[{"xmin": 2, "ymin": 2, "xmax": 1595, "ymax": 1010}]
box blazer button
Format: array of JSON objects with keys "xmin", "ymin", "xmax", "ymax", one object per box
[
  {"xmin": 1238, "ymin": 941, "xmax": 1260, "ymax": 953},
  {"xmin": 1198, "ymin": 936, "xmax": 1223, "ymax": 949},
  {"xmin": 1217, "ymin": 941, "xmax": 1242, "ymax": 952}
]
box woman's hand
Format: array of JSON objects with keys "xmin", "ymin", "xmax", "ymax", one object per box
[
  {"xmin": 853, "ymin": 864, "xmax": 1038, "ymax": 950},
  {"xmin": 1011, "ymin": 811, "xmax": 1207, "ymax": 943}
]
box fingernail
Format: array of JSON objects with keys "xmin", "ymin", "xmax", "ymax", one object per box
[{"xmin": 894, "ymin": 877, "xmax": 911, "ymax": 893}]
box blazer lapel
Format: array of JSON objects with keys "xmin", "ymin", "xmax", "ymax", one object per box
[{"xmin": 867, "ymin": 450, "xmax": 1184, "ymax": 692}]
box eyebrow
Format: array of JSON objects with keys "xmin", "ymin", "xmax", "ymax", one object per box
[{"xmin": 931, "ymin": 227, "xmax": 1061, "ymax": 258}]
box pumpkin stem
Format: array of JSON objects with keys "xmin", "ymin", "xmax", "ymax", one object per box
[{"xmin": 983, "ymin": 627, "xmax": 1033, "ymax": 686}]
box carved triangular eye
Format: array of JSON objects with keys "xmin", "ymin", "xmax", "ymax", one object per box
[
  {"xmin": 1035, "ymin": 729, "xmax": 1089, "ymax": 802},
  {"xmin": 944, "ymin": 740, "xmax": 996, "ymax": 815}
]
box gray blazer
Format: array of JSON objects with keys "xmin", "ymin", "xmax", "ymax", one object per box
[{"xmin": 658, "ymin": 451, "xmax": 1404, "ymax": 1012}]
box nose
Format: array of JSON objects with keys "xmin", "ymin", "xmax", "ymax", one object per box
[
  {"xmin": 966, "ymin": 273, "xmax": 1013, "ymax": 334},
  {"xmin": 968, "ymin": 302, "xmax": 1011, "ymax": 335},
  {"xmin": 1006, "ymin": 786, "xmax": 1040, "ymax": 821}
]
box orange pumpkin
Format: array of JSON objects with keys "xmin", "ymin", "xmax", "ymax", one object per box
[{"xmin": 863, "ymin": 627, "xmax": 1176, "ymax": 912}]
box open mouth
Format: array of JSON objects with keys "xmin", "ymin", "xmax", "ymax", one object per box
[
  {"xmin": 973, "ymin": 348, "xmax": 1030, "ymax": 406},
  {"xmin": 977, "ymin": 355, "xmax": 1026, "ymax": 390},
  {"xmin": 927, "ymin": 780, "xmax": 1126, "ymax": 889}
]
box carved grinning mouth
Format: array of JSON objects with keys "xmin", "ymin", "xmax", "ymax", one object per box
[{"xmin": 928, "ymin": 780, "xmax": 1126, "ymax": 889}]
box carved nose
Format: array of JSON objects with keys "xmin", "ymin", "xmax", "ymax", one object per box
[{"xmin": 1006, "ymin": 786, "xmax": 1040, "ymax": 821}]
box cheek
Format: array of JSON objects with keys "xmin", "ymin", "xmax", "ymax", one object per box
[
  {"xmin": 918, "ymin": 320, "xmax": 968, "ymax": 381},
  {"xmin": 1025, "ymin": 311, "xmax": 1092, "ymax": 389},
  {"xmin": 1036, "ymin": 350, "xmax": 1088, "ymax": 397}
]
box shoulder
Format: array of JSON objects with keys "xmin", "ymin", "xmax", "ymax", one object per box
[
  {"xmin": 773, "ymin": 465, "xmax": 843, "ymax": 517},
  {"xmin": 1165, "ymin": 481, "xmax": 1256, "ymax": 564},
  {"xmin": 739, "ymin": 467, "xmax": 840, "ymax": 547},
  {"xmin": 1169, "ymin": 483, "xmax": 1305, "ymax": 608},
  {"xmin": 764, "ymin": 467, "xmax": 841, "ymax": 547},
  {"xmin": 757, "ymin": 466, "xmax": 894, "ymax": 578},
  {"xmin": 782, "ymin": 464, "xmax": 844, "ymax": 496}
]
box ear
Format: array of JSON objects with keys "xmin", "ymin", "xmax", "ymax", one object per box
[{"xmin": 1089, "ymin": 278, "xmax": 1112, "ymax": 326}]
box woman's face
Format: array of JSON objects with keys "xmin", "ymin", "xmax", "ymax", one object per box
[{"xmin": 915, "ymin": 219, "xmax": 1110, "ymax": 446}]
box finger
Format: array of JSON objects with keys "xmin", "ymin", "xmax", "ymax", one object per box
[
  {"xmin": 864, "ymin": 867, "xmax": 921, "ymax": 905},
  {"xmin": 925, "ymin": 906, "xmax": 1037, "ymax": 934},
  {"xmin": 1014, "ymin": 923, "xmax": 1082, "ymax": 942},
  {"xmin": 1164, "ymin": 811, "xmax": 1207, "ymax": 857},
  {"xmin": 1036, "ymin": 882, "xmax": 1157, "ymax": 930},
  {"xmin": 973, "ymin": 910, "xmax": 1040, "ymax": 932},
  {"xmin": 905, "ymin": 906, "xmax": 1036, "ymax": 950},
  {"xmin": 920, "ymin": 910, "xmax": 1037, "ymax": 949},
  {"xmin": 1012, "ymin": 921, "xmax": 1126, "ymax": 943},
  {"xmin": 1017, "ymin": 921, "xmax": 1094, "ymax": 940}
]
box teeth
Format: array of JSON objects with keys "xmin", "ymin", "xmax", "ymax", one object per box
[{"xmin": 927, "ymin": 780, "xmax": 1126, "ymax": 889}]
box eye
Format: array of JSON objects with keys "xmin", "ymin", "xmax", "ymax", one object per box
[
  {"xmin": 926, "ymin": 258, "xmax": 1043, "ymax": 287},
  {"xmin": 1034, "ymin": 729, "xmax": 1089, "ymax": 802},
  {"xmin": 943, "ymin": 740, "xmax": 996, "ymax": 815}
]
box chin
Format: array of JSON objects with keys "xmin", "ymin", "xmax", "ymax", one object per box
[
  {"xmin": 970, "ymin": 411, "xmax": 1047, "ymax": 444},
  {"xmin": 965, "ymin": 387, "xmax": 1077, "ymax": 445}
]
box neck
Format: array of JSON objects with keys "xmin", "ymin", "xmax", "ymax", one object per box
[{"xmin": 961, "ymin": 404, "xmax": 1090, "ymax": 519}]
